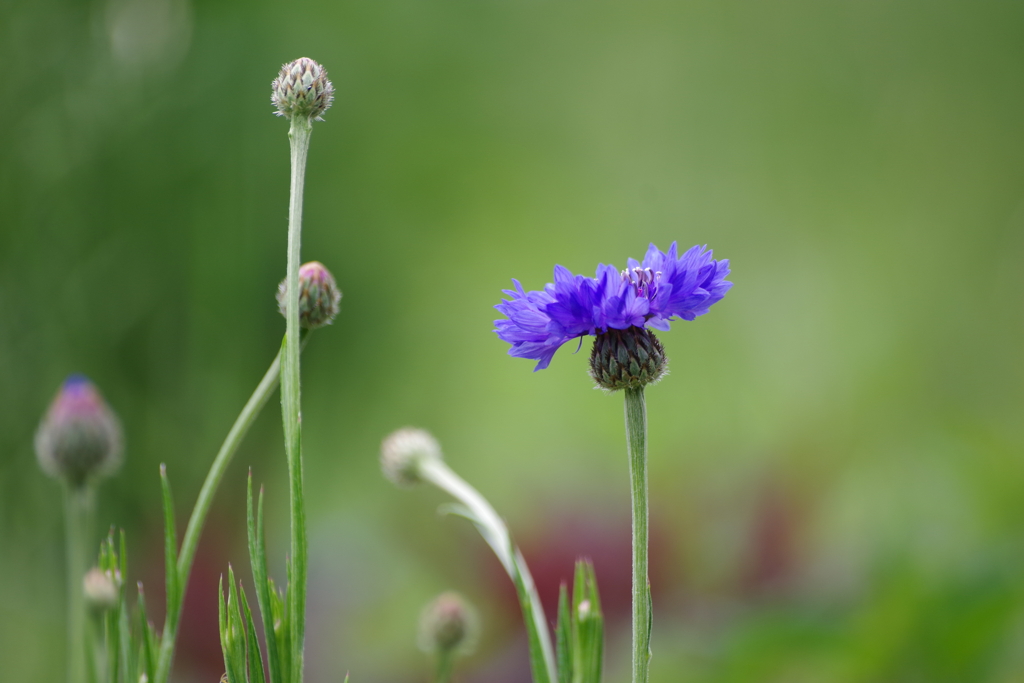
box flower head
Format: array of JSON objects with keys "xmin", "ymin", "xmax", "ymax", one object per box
[
  {"xmin": 83, "ymin": 567, "xmax": 119, "ymax": 613},
  {"xmin": 418, "ymin": 591, "xmax": 479, "ymax": 656},
  {"xmin": 277, "ymin": 261, "xmax": 342, "ymax": 329},
  {"xmin": 380, "ymin": 427, "xmax": 442, "ymax": 487},
  {"xmin": 272, "ymin": 57, "xmax": 334, "ymax": 121},
  {"xmin": 494, "ymin": 242, "xmax": 731, "ymax": 372},
  {"xmin": 35, "ymin": 375, "xmax": 123, "ymax": 487}
]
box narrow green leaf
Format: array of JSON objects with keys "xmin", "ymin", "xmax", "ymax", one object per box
[
  {"xmin": 98, "ymin": 531, "xmax": 112, "ymax": 573},
  {"xmin": 248, "ymin": 477, "xmax": 282, "ymax": 683},
  {"xmin": 240, "ymin": 584, "xmax": 267, "ymax": 683},
  {"xmin": 571, "ymin": 561, "xmax": 603, "ymax": 683},
  {"xmin": 555, "ymin": 584, "xmax": 572, "ymax": 683},
  {"xmin": 117, "ymin": 596, "xmax": 132, "ymax": 683},
  {"xmin": 218, "ymin": 574, "xmax": 244, "ymax": 683},
  {"xmin": 280, "ymin": 559, "xmax": 296, "ymax": 683},
  {"xmin": 217, "ymin": 576, "xmax": 228, "ymax": 671},
  {"xmin": 270, "ymin": 578, "xmax": 290, "ymax": 683},
  {"xmin": 160, "ymin": 465, "xmax": 179, "ymax": 622},
  {"xmin": 137, "ymin": 641, "xmax": 149, "ymax": 683},
  {"xmin": 137, "ymin": 583, "xmax": 158, "ymax": 683},
  {"xmin": 118, "ymin": 530, "xmax": 127, "ymax": 585},
  {"xmin": 227, "ymin": 566, "xmax": 248, "ymax": 681},
  {"xmin": 509, "ymin": 540, "xmax": 551, "ymax": 683},
  {"xmin": 105, "ymin": 593, "xmax": 121, "ymax": 683}
]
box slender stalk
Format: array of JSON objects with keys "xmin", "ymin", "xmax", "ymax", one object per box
[
  {"xmin": 418, "ymin": 458, "xmax": 558, "ymax": 683},
  {"xmin": 624, "ymin": 387, "xmax": 651, "ymax": 683},
  {"xmin": 64, "ymin": 484, "xmax": 94, "ymax": 683},
  {"xmin": 153, "ymin": 347, "xmax": 284, "ymax": 683},
  {"xmin": 282, "ymin": 115, "xmax": 313, "ymax": 683},
  {"xmin": 434, "ymin": 651, "xmax": 456, "ymax": 683}
]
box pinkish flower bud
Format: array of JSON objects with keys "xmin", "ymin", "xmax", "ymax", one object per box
[
  {"xmin": 418, "ymin": 591, "xmax": 478, "ymax": 655},
  {"xmin": 277, "ymin": 261, "xmax": 342, "ymax": 330},
  {"xmin": 35, "ymin": 375, "xmax": 123, "ymax": 488}
]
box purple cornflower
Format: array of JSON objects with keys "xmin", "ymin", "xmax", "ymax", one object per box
[{"xmin": 494, "ymin": 242, "xmax": 732, "ymax": 373}]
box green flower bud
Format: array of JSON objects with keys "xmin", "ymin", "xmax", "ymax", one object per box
[
  {"xmin": 380, "ymin": 427, "xmax": 442, "ymax": 487},
  {"xmin": 418, "ymin": 591, "xmax": 478, "ymax": 656},
  {"xmin": 271, "ymin": 57, "xmax": 334, "ymax": 121},
  {"xmin": 83, "ymin": 567, "xmax": 119, "ymax": 613},
  {"xmin": 35, "ymin": 375, "xmax": 123, "ymax": 488},
  {"xmin": 588, "ymin": 327, "xmax": 667, "ymax": 391},
  {"xmin": 277, "ymin": 261, "xmax": 342, "ymax": 330}
]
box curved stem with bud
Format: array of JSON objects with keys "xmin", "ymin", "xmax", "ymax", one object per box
[
  {"xmin": 153, "ymin": 347, "xmax": 285, "ymax": 683},
  {"xmin": 417, "ymin": 458, "xmax": 558, "ymax": 683}
]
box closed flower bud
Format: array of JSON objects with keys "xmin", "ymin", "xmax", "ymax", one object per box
[
  {"xmin": 277, "ymin": 261, "xmax": 342, "ymax": 330},
  {"xmin": 271, "ymin": 57, "xmax": 334, "ymax": 121},
  {"xmin": 418, "ymin": 591, "xmax": 478, "ymax": 655},
  {"xmin": 380, "ymin": 428, "xmax": 442, "ymax": 487},
  {"xmin": 588, "ymin": 327, "xmax": 667, "ymax": 391},
  {"xmin": 35, "ymin": 375, "xmax": 123, "ymax": 488},
  {"xmin": 83, "ymin": 567, "xmax": 118, "ymax": 613}
]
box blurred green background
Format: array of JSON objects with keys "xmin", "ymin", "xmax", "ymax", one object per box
[{"xmin": 2, "ymin": 0, "xmax": 1023, "ymax": 681}]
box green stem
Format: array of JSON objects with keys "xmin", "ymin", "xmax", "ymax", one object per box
[
  {"xmin": 283, "ymin": 115, "xmax": 313, "ymax": 683},
  {"xmin": 418, "ymin": 458, "xmax": 558, "ymax": 683},
  {"xmin": 64, "ymin": 484, "xmax": 94, "ymax": 683},
  {"xmin": 624, "ymin": 387, "xmax": 651, "ymax": 683},
  {"xmin": 153, "ymin": 347, "xmax": 284, "ymax": 683},
  {"xmin": 433, "ymin": 651, "xmax": 456, "ymax": 683}
]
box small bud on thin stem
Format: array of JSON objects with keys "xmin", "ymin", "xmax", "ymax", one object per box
[
  {"xmin": 83, "ymin": 568, "xmax": 118, "ymax": 613},
  {"xmin": 277, "ymin": 261, "xmax": 342, "ymax": 329},
  {"xmin": 419, "ymin": 591, "xmax": 478, "ymax": 656},
  {"xmin": 380, "ymin": 428, "xmax": 443, "ymax": 487},
  {"xmin": 36, "ymin": 375, "xmax": 123, "ymax": 488},
  {"xmin": 419, "ymin": 592, "xmax": 478, "ymax": 683},
  {"xmin": 272, "ymin": 58, "xmax": 334, "ymax": 121}
]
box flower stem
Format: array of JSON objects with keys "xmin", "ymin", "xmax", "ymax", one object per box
[
  {"xmin": 283, "ymin": 115, "xmax": 313, "ymax": 683},
  {"xmin": 63, "ymin": 484, "xmax": 93, "ymax": 683},
  {"xmin": 418, "ymin": 458, "xmax": 558, "ymax": 683},
  {"xmin": 433, "ymin": 651, "xmax": 456, "ymax": 683},
  {"xmin": 153, "ymin": 347, "xmax": 284, "ymax": 683},
  {"xmin": 624, "ymin": 387, "xmax": 651, "ymax": 683}
]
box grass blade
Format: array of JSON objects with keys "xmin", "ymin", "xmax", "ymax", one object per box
[
  {"xmin": 240, "ymin": 584, "xmax": 267, "ymax": 683},
  {"xmin": 159, "ymin": 465, "xmax": 179, "ymax": 626},
  {"xmin": 555, "ymin": 584, "xmax": 572, "ymax": 683},
  {"xmin": 269, "ymin": 578, "xmax": 290, "ymax": 683},
  {"xmin": 218, "ymin": 573, "xmax": 245, "ymax": 683},
  {"xmin": 510, "ymin": 542, "xmax": 552, "ymax": 683},
  {"xmin": 571, "ymin": 561, "xmax": 603, "ymax": 683},
  {"xmin": 248, "ymin": 476, "xmax": 282, "ymax": 683}
]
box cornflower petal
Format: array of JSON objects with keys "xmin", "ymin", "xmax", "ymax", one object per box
[{"xmin": 494, "ymin": 242, "xmax": 731, "ymax": 370}]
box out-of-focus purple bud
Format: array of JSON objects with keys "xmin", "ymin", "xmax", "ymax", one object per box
[
  {"xmin": 277, "ymin": 261, "xmax": 342, "ymax": 330},
  {"xmin": 35, "ymin": 375, "xmax": 123, "ymax": 488}
]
